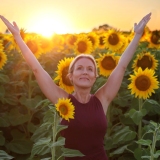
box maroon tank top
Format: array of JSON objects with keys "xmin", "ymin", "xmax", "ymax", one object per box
[{"xmin": 61, "ymin": 94, "xmax": 108, "ymax": 160}]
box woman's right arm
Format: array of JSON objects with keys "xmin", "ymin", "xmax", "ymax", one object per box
[{"xmin": 0, "ymin": 15, "xmax": 68, "ymax": 104}]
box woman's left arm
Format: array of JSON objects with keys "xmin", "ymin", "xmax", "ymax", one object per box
[{"xmin": 95, "ymin": 12, "xmax": 151, "ymax": 113}]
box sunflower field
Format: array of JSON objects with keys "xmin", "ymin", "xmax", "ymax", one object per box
[{"xmin": 0, "ymin": 25, "xmax": 160, "ymax": 160}]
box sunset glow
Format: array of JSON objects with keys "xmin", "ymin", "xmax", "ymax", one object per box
[{"xmin": 26, "ymin": 13, "xmax": 72, "ymax": 37}]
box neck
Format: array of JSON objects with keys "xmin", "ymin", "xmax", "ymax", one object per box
[{"xmin": 73, "ymin": 91, "xmax": 91, "ymax": 104}]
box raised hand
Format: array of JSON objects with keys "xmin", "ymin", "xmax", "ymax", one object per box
[
  {"xmin": 0, "ymin": 15, "xmax": 20, "ymax": 36},
  {"xmin": 134, "ymin": 12, "xmax": 151, "ymax": 35}
]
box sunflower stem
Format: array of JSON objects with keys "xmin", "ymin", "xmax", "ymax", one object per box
[
  {"xmin": 52, "ymin": 111, "xmax": 58, "ymax": 160},
  {"xmin": 138, "ymin": 98, "xmax": 143, "ymax": 149}
]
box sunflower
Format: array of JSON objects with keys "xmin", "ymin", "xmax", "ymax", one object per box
[
  {"xmin": 128, "ymin": 67, "xmax": 159, "ymax": 99},
  {"xmin": 146, "ymin": 30, "xmax": 160, "ymax": 49},
  {"xmin": 55, "ymin": 98, "xmax": 75, "ymax": 121},
  {"xmin": 1, "ymin": 34, "xmax": 15, "ymax": 51},
  {"xmin": 74, "ymin": 34, "xmax": 93, "ymax": 54},
  {"xmin": 39, "ymin": 36, "xmax": 53, "ymax": 53},
  {"xmin": 86, "ymin": 32, "xmax": 99, "ymax": 50},
  {"xmin": 0, "ymin": 49, "xmax": 7, "ymax": 70},
  {"xmin": 116, "ymin": 36, "xmax": 129, "ymax": 54},
  {"xmin": 54, "ymin": 57, "xmax": 74, "ymax": 93},
  {"xmin": 104, "ymin": 29, "xmax": 124, "ymax": 52},
  {"xmin": 96, "ymin": 53, "xmax": 120, "ymax": 77},
  {"xmin": 65, "ymin": 34, "xmax": 77, "ymax": 48},
  {"xmin": 97, "ymin": 32, "xmax": 106, "ymax": 49},
  {"xmin": 20, "ymin": 28, "xmax": 27, "ymax": 41},
  {"xmin": 140, "ymin": 26, "xmax": 151, "ymax": 42},
  {"xmin": 130, "ymin": 26, "xmax": 150, "ymax": 42},
  {"xmin": 51, "ymin": 34, "xmax": 65, "ymax": 51},
  {"xmin": 25, "ymin": 35, "xmax": 42, "ymax": 59},
  {"xmin": 132, "ymin": 52, "xmax": 158, "ymax": 71}
]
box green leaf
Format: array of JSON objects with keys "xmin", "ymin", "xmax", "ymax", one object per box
[
  {"xmin": 31, "ymin": 137, "xmax": 51, "ymax": 157},
  {"xmin": 0, "ymin": 86, "xmax": 5, "ymax": 97},
  {"xmin": 50, "ymin": 137, "xmax": 65, "ymax": 147},
  {"xmin": 35, "ymin": 99, "xmax": 51, "ymax": 109},
  {"xmin": 110, "ymin": 145, "xmax": 128, "ymax": 156},
  {"xmin": 0, "ymin": 74, "xmax": 9, "ymax": 83},
  {"xmin": 19, "ymin": 95, "xmax": 42, "ymax": 109},
  {"xmin": 146, "ymin": 99, "xmax": 160, "ymax": 106},
  {"xmin": 153, "ymin": 150, "xmax": 160, "ymax": 158},
  {"xmin": 0, "ymin": 150, "xmax": 14, "ymax": 159},
  {"xmin": 136, "ymin": 139, "xmax": 152, "ymax": 146},
  {"xmin": 0, "ymin": 115, "xmax": 10, "ymax": 127},
  {"xmin": 8, "ymin": 139, "xmax": 33, "ymax": 154},
  {"xmin": 112, "ymin": 126, "xmax": 136, "ymax": 145},
  {"xmin": 31, "ymin": 124, "xmax": 52, "ymax": 142},
  {"xmin": 61, "ymin": 147, "xmax": 85, "ymax": 157},
  {"xmin": 141, "ymin": 156, "xmax": 151, "ymax": 159},
  {"xmin": 129, "ymin": 108, "xmax": 147, "ymax": 125},
  {"xmin": 27, "ymin": 122, "xmax": 38, "ymax": 133},
  {"xmin": 8, "ymin": 108, "xmax": 30, "ymax": 126},
  {"xmin": 150, "ymin": 121, "xmax": 158, "ymax": 128},
  {"xmin": 134, "ymin": 148, "xmax": 150, "ymax": 160},
  {"xmin": 56, "ymin": 125, "xmax": 68, "ymax": 135},
  {"xmin": 0, "ymin": 134, "xmax": 5, "ymax": 146}
]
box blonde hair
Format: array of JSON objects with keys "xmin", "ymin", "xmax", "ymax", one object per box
[{"xmin": 68, "ymin": 54, "xmax": 99, "ymax": 77}]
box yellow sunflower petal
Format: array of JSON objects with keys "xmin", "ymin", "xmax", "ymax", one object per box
[
  {"xmin": 96, "ymin": 52, "xmax": 120, "ymax": 77},
  {"xmin": 0, "ymin": 49, "xmax": 7, "ymax": 70},
  {"xmin": 25, "ymin": 34, "xmax": 42, "ymax": 59},
  {"xmin": 146, "ymin": 30, "xmax": 160, "ymax": 49},
  {"xmin": 54, "ymin": 57, "xmax": 74, "ymax": 93},
  {"xmin": 74, "ymin": 34, "xmax": 93, "ymax": 54},
  {"xmin": 104, "ymin": 29, "xmax": 125, "ymax": 52},
  {"xmin": 55, "ymin": 98, "xmax": 75, "ymax": 121},
  {"xmin": 132, "ymin": 52, "xmax": 158, "ymax": 71},
  {"xmin": 128, "ymin": 67, "xmax": 159, "ymax": 99}
]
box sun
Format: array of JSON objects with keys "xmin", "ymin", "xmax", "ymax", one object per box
[{"xmin": 27, "ymin": 12, "xmax": 71, "ymax": 37}]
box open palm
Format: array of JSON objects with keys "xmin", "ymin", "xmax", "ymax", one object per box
[
  {"xmin": 134, "ymin": 12, "xmax": 151, "ymax": 34},
  {"xmin": 0, "ymin": 15, "xmax": 20, "ymax": 36}
]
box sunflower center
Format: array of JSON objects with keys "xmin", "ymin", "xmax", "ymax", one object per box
[
  {"xmin": 135, "ymin": 75, "xmax": 151, "ymax": 91},
  {"xmin": 0, "ymin": 55, "xmax": 1, "ymax": 62},
  {"xmin": 151, "ymin": 34, "xmax": 159, "ymax": 44},
  {"xmin": 27, "ymin": 41, "xmax": 38, "ymax": 53},
  {"xmin": 137, "ymin": 55, "xmax": 153, "ymax": 70},
  {"xmin": 77, "ymin": 41, "xmax": 87, "ymax": 53},
  {"xmin": 99, "ymin": 36, "xmax": 105, "ymax": 45},
  {"xmin": 62, "ymin": 66, "xmax": 73, "ymax": 86},
  {"xmin": 59, "ymin": 105, "xmax": 68, "ymax": 115},
  {"xmin": 108, "ymin": 33, "xmax": 119, "ymax": 45},
  {"xmin": 101, "ymin": 56, "xmax": 116, "ymax": 70}
]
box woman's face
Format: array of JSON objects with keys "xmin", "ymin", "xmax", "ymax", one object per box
[{"xmin": 69, "ymin": 58, "xmax": 96, "ymax": 88}]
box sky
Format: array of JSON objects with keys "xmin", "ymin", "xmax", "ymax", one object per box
[{"xmin": 0, "ymin": 0, "xmax": 160, "ymax": 37}]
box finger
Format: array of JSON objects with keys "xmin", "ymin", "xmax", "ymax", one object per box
[
  {"xmin": 0, "ymin": 15, "xmax": 12, "ymax": 27},
  {"xmin": 134, "ymin": 23, "xmax": 137, "ymax": 28},
  {"xmin": 13, "ymin": 21, "xmax": 19, "ymax": 30},
  {"xmin": 143, "ymin": 12, "xmax": 152, "ymax": 22}
]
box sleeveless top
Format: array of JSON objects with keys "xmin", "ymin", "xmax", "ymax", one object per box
[{"xmin": 61, "ymin": 94, "xmax": 108, "ymax": 160}]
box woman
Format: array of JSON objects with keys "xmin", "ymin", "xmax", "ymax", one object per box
[{"xmin": 0, "ymin": 12, "xmax": 151, "ymax": 160}]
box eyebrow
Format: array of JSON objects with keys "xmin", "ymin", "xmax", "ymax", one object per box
[{"xmin": 77, "ymin": 64, "xmax": 94, "ymax": 67}]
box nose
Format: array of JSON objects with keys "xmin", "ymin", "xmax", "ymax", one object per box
[{"xmin": 82, "ymin": 68, "xmax": 88, "ymax": 75}]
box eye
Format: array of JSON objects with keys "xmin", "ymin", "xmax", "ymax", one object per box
[
  {"xmin": 88, "ymin": 67, "xmax": 93, "ymax": 71},
  {"xmin": 77, "ymin": 66, "xmax": 82, "ymax": 70}
]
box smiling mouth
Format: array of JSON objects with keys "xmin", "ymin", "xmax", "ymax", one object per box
[{"xmin": 80, "ymin": 78, "xmax": 89, "ymax": 80}]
